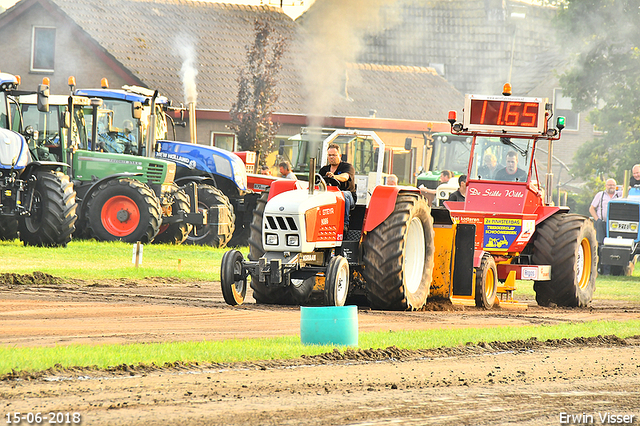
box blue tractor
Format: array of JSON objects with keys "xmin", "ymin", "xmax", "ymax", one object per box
[
  {"xmin": 74, "ymin": 83, "xmax": 249, "ymax": 247},
  {"xmin": 0, "ymin": 73, "xmax": 77, "ymax": 246},
  {"xmin": 599, "ymin": 187, "xmax": 640, "ymax": 276}
]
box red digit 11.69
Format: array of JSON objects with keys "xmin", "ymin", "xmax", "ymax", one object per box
[{"xmin": 472, "ymin": 100, "xmax": 538, "ymax": 127}]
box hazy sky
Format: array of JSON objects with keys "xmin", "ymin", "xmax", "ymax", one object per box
[{"xmin": 0, "ymin": 0, "xmax": 315, "ymax": 18}]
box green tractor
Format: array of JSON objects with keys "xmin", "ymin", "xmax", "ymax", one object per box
[{"xmin": 14, "ymin": 92, "xmax": 205, "ymax": 244}]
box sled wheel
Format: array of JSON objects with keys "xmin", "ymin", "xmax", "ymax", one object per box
[
  {"xmin": 220, "ymin": 249, "xmax": 247, "ymax": 306},
  {"xmin": 362, "ymin": 192, "xmax": 435, "ymax": 310},
  {"xmin": 325, "ymin": 256, "xmax": 349, "ymax": 307},
  {"xmin": 532, "ymin": 214, "xmax": 597, "ymax": 307},
  {"xmin": 475, "ymin": 253, "xmax": 497, "ymax": 309}
]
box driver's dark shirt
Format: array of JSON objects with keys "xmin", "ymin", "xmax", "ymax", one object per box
[
  {"xmin": 494, "ymin": 167, "xmax": 527, "ymax": 182},
  {"xmin": 319, "ymin": 161, "xmax": 357, "ymax": 202}
]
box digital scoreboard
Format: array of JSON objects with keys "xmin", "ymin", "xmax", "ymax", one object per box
[{"xmin": 462, "ymin": 94, "xmax": 547, "ymax": 134}]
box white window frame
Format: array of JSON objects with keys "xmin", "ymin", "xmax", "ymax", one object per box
[
  {"xmin": 553, "ymin": 88, "xmax": 580, "ymax": 132},
  {"xmin": 30, "ymin": 26, "xmax": 56, "ymax": 73},
  {"xmin": 209, "ymin": 132, "xmax": 236, "ymax": 151}
]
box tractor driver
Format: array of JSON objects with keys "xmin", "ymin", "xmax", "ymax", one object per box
[
  {"xmin": 319, "ymin": 143, "xmax": 356, "ymax": 233},
  {"xmin": 494, "ymin": 150, "xmax": 527, "ymax": 182}
]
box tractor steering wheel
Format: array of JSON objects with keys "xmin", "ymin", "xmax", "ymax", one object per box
[
  {"xmin": 314, "ymin": 174, "xmax": 328, "ymax": 192},
  {"xmin": 323, "ymin": 175, "xmax": 341, "ymax": 187}
]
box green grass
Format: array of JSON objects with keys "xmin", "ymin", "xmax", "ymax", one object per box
[
  {"xmin": 0, "ymin": 239, "xmax": 247, "ymax": 282},
  {"xmin": 515, "ymin": 272, "xmax": 640, "ymax": 302},
  {"xmin": 1, "ymin": 320, "xmax": 638, "ymax": 376}
]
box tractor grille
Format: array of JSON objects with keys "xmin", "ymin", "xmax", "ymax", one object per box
[
  {"xmin": 265, "ymin": 215, "xmax": 299, "ymax": 231},
  {"xmin": 608, "ymin": 202, "xmax": 640, "ymax": 239},
  {"xmin": 146, "ymin": 163, "xmax": 165, "ymax": 184},
  {"xmin": 609, "ymin": 202, "xmax": 639, "ymax": 221}
]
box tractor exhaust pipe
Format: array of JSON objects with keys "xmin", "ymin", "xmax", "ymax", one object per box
[
  {"xmin": 308, "ymin": 157, "xmax": 316, "ymax": 195},
  {"xmin": 188, "ymin": 102, "xmax": 197, "ymax": 144}
]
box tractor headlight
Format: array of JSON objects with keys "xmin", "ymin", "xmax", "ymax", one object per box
[
  {"xmin": 266, "ymin": 234, "xmax": 278, "ymax": 245},
  {"xmin": 287, "ymin": 235, "xmax": 299, "ymax": 246},
  {"xmin": 631, "ymin": 223, "xmax": 638, "ymax": 232},
  {"xmin": 610, "ymin": 221, "xmax": 619, "ymax": 230}
]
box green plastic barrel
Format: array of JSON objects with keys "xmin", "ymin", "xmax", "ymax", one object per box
[{"xmin": 300, "ymin": 306, "xmax": 358, "ymax": 346}]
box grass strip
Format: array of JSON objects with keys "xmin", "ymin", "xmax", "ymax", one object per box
[
  {"xmin": 0, "ymin": 240, "xmax": 246, "ymax": 282},
  {"xmin": 1, "ymin": 319, "xmax": 638, "ymax": 376}
]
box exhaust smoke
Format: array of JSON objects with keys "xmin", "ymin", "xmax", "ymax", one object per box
[{"xmin": 174, "ymin": 34, "xmax": 199, "ymax": 143}]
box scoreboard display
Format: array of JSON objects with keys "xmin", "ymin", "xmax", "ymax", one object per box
[{"xmin": 463, "ymin": 94, "xmax": 546, "ymax": 134}]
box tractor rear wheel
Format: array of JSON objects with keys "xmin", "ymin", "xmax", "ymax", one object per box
[
  {"xmin": 362, "ymin": 192, "xmax": 435, "ymax": 310},
  {"xmin": 325, "ymin": 256, "xmax": 349, "ymax": 306},
  {"xmin": 0, "ymin": 217, "xmax": 18, "ymax": 240},
  {"xmin": 153, "ymin": 186, "xmax": 192, "ymax": 244},
  {"xmin": 85, "ymin": 178, "xmax": 161, "ymax": 243},
  {"xmin": 220, "ymin": 249, "xmax": 247, "ymax": 305},
  {"xmin": 185, "ymin": 184, "xmax": 235, "ymax": 248},
  {"xmin": 475, "ymin": 253, "xmax": 497, "ymax": 309},
  {"xmin": 18, "ymin": 171, "xmax": 77, "ymax": 247},
  {"xmin": 532, "ymin": 213, "xmax": 597, "ymax": 307}
]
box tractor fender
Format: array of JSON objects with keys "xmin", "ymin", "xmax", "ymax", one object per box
[
  {"xmin": 78, "ymin": 173, "xmax": 144, "ymax": 216},
  {"xmin": 267, "ymin": 179, "xmax": 309, "ymax": 201},
  {"xmin": 534, "ymin": 205, "xmax": 568, "ymax": 225},
  {"xmin": 363, "ymin": 186, "xmax": 420, "ymax": 233},
  {"xmin": 174, "ymin": 175, "xmax": 215, "ymax": 187},
  {"xmin": 22, "ymin": 161, "xmax": 71, "ymax": 177},
  {"xmin": 473, "ymin": 249, "xmax": 486, "ymax": 268}
]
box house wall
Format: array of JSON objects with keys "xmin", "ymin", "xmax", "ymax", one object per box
[{"xmin": 0, "ymin": 2, "xmax": 129, "ymax": 95}]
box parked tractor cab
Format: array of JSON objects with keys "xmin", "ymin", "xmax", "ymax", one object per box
[{"xmin": 0, "ymin": 73, "xmax": 77, "ymax": 247}]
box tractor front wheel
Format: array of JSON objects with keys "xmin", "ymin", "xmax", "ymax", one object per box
[
  {"xmin": 325, "ymin": 256, "xmax": 349, "ymax": 307},
  {"xmin": 532, "ymin": 214, "xmax": 597, "ymax": 307},
  {"xmin": 475, "ymin": 253, "xmax": 497, "ymax": 309},
  {"xmin": 18, "ymin": 171, "xmax": 77, "ymax": 247},
  {"xmin": 85, "ymin": 178, "xmax": 162, "ymax": 243},
  {"xmin": 362, "ymin": 192, "xmax": 435, "ymax": 310},
  {"xmin": 220, "ymin": 249, "xmax": 247, "ymax": 305}
]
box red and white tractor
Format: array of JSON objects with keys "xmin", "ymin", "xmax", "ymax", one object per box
[{"xmin": 220, "ymin": 130, "xmax": 436, "ymax": 310}]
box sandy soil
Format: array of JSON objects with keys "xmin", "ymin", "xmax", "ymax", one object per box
[{"xmin": 1, "ymin": 273, "xmax": 639, "ymax": 425}]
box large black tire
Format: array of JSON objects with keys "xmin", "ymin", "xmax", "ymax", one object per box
[
  {"xmin": 153, "ymin": 186, "xmax": 192, "ymax": 245},
  {"xmin": 0, "ymin": 216, "xmax": 18, "ymax": 240},
  {"xmin": 475, "ymin": 252, "xmax": 497, "ymax": 309},
  {"xmin": 185, "ymin": 185, "xmax": 235, "ymax": 248},
  {"xmin": 532, "ymin": 213, "xmax": 597, "ymax": 307},
  {"xmin": 18, "ymin": 171, "xmax": 77, "ymax": 247},
  {"xmin": 362, "ymin": 192, "xmax": 435, "ymax": 310},
  {"xmin": 248, "ymin": 191, "xmax": 268, "ymax": 261},
  {"xmin": 85, "ymin": 178, "xmax": 162, "ymax": 243}
]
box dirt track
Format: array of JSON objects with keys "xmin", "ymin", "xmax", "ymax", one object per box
[{"xmin": 1, "ymin": 274, "xmax": 639, "ymax": 425}]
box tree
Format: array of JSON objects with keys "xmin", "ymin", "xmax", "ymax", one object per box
[
  {"xmin": 229, "ymin": 20, "xmax": 286, "ymax": 161},
  {"xmin": 556, "ymin": 0, "xmax": 640, "ymax": 184}
]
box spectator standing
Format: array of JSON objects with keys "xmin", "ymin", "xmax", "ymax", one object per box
[
  {"xmin": 260, "ymin": 165, "xmax": 272, "ymax": 176},
  {"xmin": 589, "ymin": 178, "xmax": 622, "ymax": 244},
  {"xmin": 278, "ymin": 161, "xmax": 297, "ymax": 180},
  {"xmin": 630, "ymin": 164, "xmax": 640, "ymax": 187},
  {"xmin": 447, "ymin": 174, "xmax": 467, "ymax": 202}
]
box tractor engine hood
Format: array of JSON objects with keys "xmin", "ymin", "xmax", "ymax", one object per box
[
  {"xmin": 0, "ymin": 129, "xmax": 29, "ymax": 170},
  {"xmin": 263, "ymin": 189, "xmax": 342, "ymax": 252}
]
